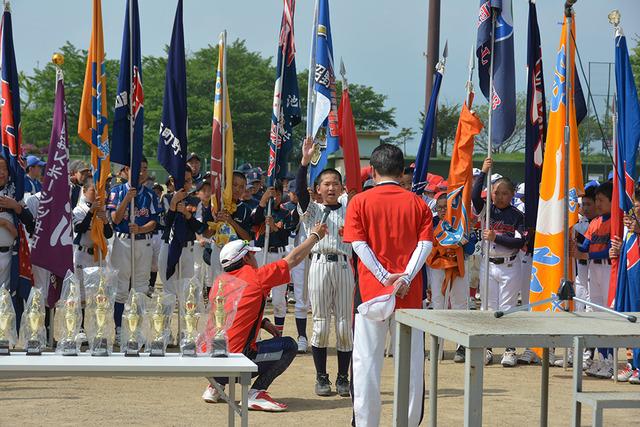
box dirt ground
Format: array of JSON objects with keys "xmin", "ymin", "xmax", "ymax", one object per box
[{"xmin": 2, "ymin": 308, "xmax": 640, "ymax": 427}]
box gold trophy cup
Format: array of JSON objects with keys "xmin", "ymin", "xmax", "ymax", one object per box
[
  {"xmin": 149, "ymin": 293, "xmax": 167, "ymax": 357},
  {"xmin": 0, "ymin": 288, "xmax": 15, "ymax": 355},
  {"xmin": 181, "ymin": 283, "xmax": 199, "ymax": 357},
  {"xmin": 90, "ymin": 278, "xmax": 110, "ymax": 356},
  {"xmin": 124, "ymin": 293, "xmax": 142, "ymax": 357},
  {"xmin": 60, "ymin": 283, "xmax": 80, "ymax": 356},
  {"xmin": 211, "ymin": 281, "xmax": 228, "ymax": 358},
  {"xmin": 26, "ymin": 289, "xmax": 45, "ymax": 355}
]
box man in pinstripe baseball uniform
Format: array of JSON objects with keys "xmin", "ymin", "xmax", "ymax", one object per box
[{"xmin": 296, "ymin": 137, "xmax": 355, "ymax": 398}]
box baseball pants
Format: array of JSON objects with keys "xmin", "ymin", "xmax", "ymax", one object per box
[
  {"xmin": 150, "ymin": 232, "xmax": 162, "ymax": 273},
  {"xmin": 353, "ymin": 313, "xmax": 424, "ymax": 427},
  {"xmin": 519, "ymin": 253, "xmax": 532, "ymax": 306},
  {"xmin": 574, "ymin": 261, "xmax": 589, "ymax": 312},
  {"xmin": 290, "ymin": 259, "xmax": 309, "ymax": 319},
  {"xmin": 586, "ymin": 262, "xmax": 611, "ymax": 309},
  {"xmin": 109, "ymin": 235, "xmax": 153, "ymax": 304},
  {"xmin": 480, "ymin": 257, "xmax": 522, "ymax": 311},
  {"xmin": 259, "ymin": 250, "xmax": 287, "ymax": 319},
  {"xmin": 308, "ymin": 257, "xmax": 355, "ymax": 351},
  {"xmin": 158, "ymin": 241, "xmax": 196, "ymax": 296},
  {"xmin": 428, "ymin": 268, "xmax": 469, "ymax": 310}
]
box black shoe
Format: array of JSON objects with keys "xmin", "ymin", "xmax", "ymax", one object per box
[
  {"xmin": 454, "ymin": 345, "xmax": 465, "ymax": 363},
  {"xmin": 336, "ymin": 374, "xmax": 350, "ymax": 397},
  {"xmin": 315, "ymin": 373, "xmax": 332, "ymax": 396}
]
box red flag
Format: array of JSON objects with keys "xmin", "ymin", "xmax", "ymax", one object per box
[{"xmin": 338, "ymin": 88, "xmax": 361, "ymax": 193}]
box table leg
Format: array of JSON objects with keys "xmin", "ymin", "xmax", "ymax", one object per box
[
  {"xmin": 541, "ymin": 347, "xmax": 549, "ymax": 427},
  {"xmin": 572, "ymin": 336, "xmax": 584, "ymax": 427},
  {"xmin": 393, "ymin": 321, "xmax": 412, "ymax": 427},
  {"xmin": 429, "ymin": 334, "xmax": 438, "ymax": 427},
  {"xmin": 464, "ymin": 347, "xmax": 484, "ymax": 427},
  {"xmin": 241, "ymin": 373, "xmax": 250, "ymax": 427},
  {"xmin": 592, "ymin": 405, "xmax": 602, "ymax": 427},
  {"xmin": 228, "ymin": 376, "xmax": 236, "ymax": 427}
]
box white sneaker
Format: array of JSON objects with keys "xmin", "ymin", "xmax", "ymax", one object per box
[
  {"xmin": 247, "ymin": 389, "xmax": 287, "ymax": 412},
  {"xmin": 595, "ymin": 354, "xmax": 615, "ymax": 379},
  {"xmin": 202, "ymin": 384, "xmax": 222, "ymax": 403},
  {"xmin": 518, "ymin": 349, "xmax": 540, "ymax": 365},
  {"xmin": 501, "ymin": 349, "xmax": 517, "ymax": 367},
  {"xmin": 553, "ymin": 349, "xmax": 573, "ymax": 367},
  {"xmin": 297, "ymin": 336, "xmax": 308, "ymax": 354},
  {"xmin": 485, "ymin": 349, "xmax": 493, "ymax": 365},
  {"xmin": 617, "ymin": 363, "xmax": 635, "ymax": 382},
  {"xmin": 586, "ymin": 353, "xmax": 604, "ymax": 377}
]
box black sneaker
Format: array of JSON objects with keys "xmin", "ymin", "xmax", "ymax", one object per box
[
  {"xmin": 454, "ymin": 345, "xmax": 465, "ymax": 363},
  {"xmin": 336, "ymin": 374, "xmax": 350, "ymax": 397},
  {"xmin": 315, "ymin": 373, "xmax": 332, "ymax": 396}
]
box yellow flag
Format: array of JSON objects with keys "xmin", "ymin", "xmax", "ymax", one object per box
[
  {"xmin": 529, "ymin": 16, "xmax": 584, "ymax": 311},
  {"xmin": 78, "ymin": 0, "xmax": 110, "ymax": 260}
]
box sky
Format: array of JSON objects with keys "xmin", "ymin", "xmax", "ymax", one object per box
[{"xmin": 8, "ymin": 0, "xmax": 640, "ymax": 155}]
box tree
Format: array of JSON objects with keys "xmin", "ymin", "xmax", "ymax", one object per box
[
  {"xmin": 473, "ymin": 92, "xmax": 527, "ymax": 154},
  {"xmin": 382, "ymin": 127, "xmax": 415, "ymax": 155},
  {"xmin": 416, "ymin": 103, "xmax": 461, "ymax": 157},
  {"xmin": 630, "ymin": 37, "xmax": 640, "ymax": 94}
]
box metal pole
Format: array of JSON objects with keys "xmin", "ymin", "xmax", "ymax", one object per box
[
  {"xmin": 220, "ymin": 31, "xmax": 227, "ymax": 213},
  {"xmin": 425, "ymin": 0, "xmax": 440, "ymax": 158},
  {"xmin": 563, "ymin": 6, "xmax": 573, "ymax": 288},
  {"xmin": 306, "ymin": 0, "xmax": 320, "ymax": 138},
  {"xmin": 128, "ymin": 0, "xmax": 136, "ymax": 287},
  {"xmin": 481, "ymin": 10, "xmax": 496, "ymax": 312}
]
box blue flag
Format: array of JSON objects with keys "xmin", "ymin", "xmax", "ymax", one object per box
[
  {"xmin": 157, "ymin": 0, "xmax": 187, "ymax": 280},
  {"xmin": 412, "ymin": 70, "xmax": 443, "ymax": 195},
  {"xmin": 308, "ymin": 0, "xmax": 339, "ymax": 185},
  {"xmin": 268, "ymin": 0, "xmax": 301, "ymax": 186},
  {"xmin": 476, "ymin": 0, "xmax": 516, "ymax": 146},
  {"xmin": 524, "ymin": 0, "xmax": 546, "ymax": 233},
  {"xmin": 113, "ymin": 0, "xmax": 144, "ymax": 189}
]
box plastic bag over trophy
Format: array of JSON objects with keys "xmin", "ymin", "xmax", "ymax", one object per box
[
  {"xmin": 0, "ymin": 285, "xmax": 18, "ymax": 355},
  {"xmin": 121, "ymin": 289, "xmax": 148, "ymax": 357},
  {"xmin": 147, "ymin": 291, "xmax": 176, "ymax": 357},
  {"xmin": 54, "ymin": 270, "xmax": 83, "ymax": 356},
  {"xmin": 178, "ymin": 277, "xmax": 206, "ymax": 357},
  {"xmin": 83, "ymin": 267, "xmax": 117, "ymax": 356},
  {"xmin": 19, "ymin": 287, "xmax": 47, "ymax": 355},
  {"xmin": 206, "ymin": 273, "xmax": 248, "ymax": 357}
]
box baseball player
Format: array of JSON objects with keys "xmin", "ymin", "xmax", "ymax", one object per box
[
  {"xmin": 344, "ymin": 144, "xmax": 433, "ymax": 427},
  {"xmin": 472, "ymin": 158, "xmax": 525, "ymax": 367},
  {"xmin": 24, "ymin": 156, "xmax": 45, "ymax": 195},
  {"xmin": 107, "ymin": 156, "xmax": 162, "ymax": 339},
  {"xmin": 295, "ymin": 137, "xmax": 355, "ymax": 398}
]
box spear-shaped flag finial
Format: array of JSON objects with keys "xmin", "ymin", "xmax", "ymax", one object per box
[
  {"xmin": 340, "ymin": 57, "xmax": 348, "ymax": 88},
  {"xmin": 436, "ymin": 39, "xmax": 448, "ymax": 73}
]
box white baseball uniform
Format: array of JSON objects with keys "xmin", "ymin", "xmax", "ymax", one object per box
[{"xmin": 573, "ymin": 216, "xmax": 590, "ymax": 311}]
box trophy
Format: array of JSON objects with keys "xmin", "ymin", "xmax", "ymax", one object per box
[
  {"xmin": 58, "ymin": 280, "xmax": 81, "ymax": 356},
  {"xmin": 149, "ymin": 292, "xmax": 169, "ymax": 357},
  {"xmin": 25, "ymin": 289, "xmax": 45, "ymax": 355},
  {"xmin": 90, "ymin": 277, "xmax": 110, "ymax": 356},
  {"xmin": 124, "ymin": 292, "xmax": 144, "ymax": 357},
  {"xmin": 181, "ymin": 282, "xmax": 200, "ymax": 357},
  {"xmin": 211, "ymin": 281, "xmax": 228, "ymax": 358},
  {"xmin": 0, "ymin": 287, "xmax": 16, "ymax": 355}
]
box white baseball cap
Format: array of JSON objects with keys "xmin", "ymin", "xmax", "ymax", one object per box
[
  {"xmin": 516, "ymin": 183, "xmax": 525, "ymax": 197},
  {"xmin": 219, "ymin": 240, "xmax": 261, "ymax": 268},
  {"xmin": 490, "ymin": 173, "xmax": 503, "ymax": 183}
]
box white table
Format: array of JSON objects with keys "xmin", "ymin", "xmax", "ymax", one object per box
[
  {"xmin": 0, "ymin": 352, "xmax": 257, "ymax": 427},
  {"xmin": 393, "ymin": 310, "xmax": 640, "ymax": 427}
]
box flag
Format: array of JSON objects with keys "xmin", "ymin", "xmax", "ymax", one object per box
[
  {"xmin": 1, "ymin": 5, "xmax": 33, "ymax": 300},
  {"xmin": 427, "ymin": 100, "xmax": 483, "ymax": 295},
  {"xmin": 157, "ymin": 0, "xmax": 187, "ymax": 280},
  {"xmin": 412, "ymin": 68, "xmax": 443, "ymax": 195},
  {"xmin": 211, "ymin": 33, "xmax": 235, "ymax": 215},
  {"xmin": 308, "ymin": 0, "xmax": 339, "ymax": 184},
  {"xmin": 529, "ymin": 15, "xmax": 584, "ymax": 311},
  {"xmin": 31, "ymin": 69, "xmax": 74, "ymax": 278},
  {"xmin": 476, "ymin": 0, "xmax": 516, "ymax": 146},
  {"xmin": 78, "ymin": 0, "xmax": 110, "ymax": 261},
  {"xmin": 112, "ymin": 0, "xmax": 144, "ymax": 189},
  {"xmin": 338, "ymin": 85, "xmax": 361, "ymax": 193},
  {"xmin": 610, "ymin": 29, "xmax": 640, "ymax": 306},
  {"xmin": 524, "ymin": 0, "xmax": 546, "ymax": 240},
  {"xmin": 268, "ymin": 0, "xmax": 301, "ymax": 186}
]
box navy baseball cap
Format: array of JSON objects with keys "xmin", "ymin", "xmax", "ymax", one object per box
[
  {"xmin": 187, "ymin": 152, "xmax": 201, "ymax": 162},
  {"xmin": 287, "ymin": 180, "xmax": 296, "ymax": 193},
  {"xmin": 584, "ymin": 180, "xmax": 600, "ymax": 190},
  {"xmin": 607, "ymin": 171, "xmax": 614, "ymax": 181},
  {"xmin": 246, "ymin": 169, "xmax": 262, "ymax": 183},
  {"xmin": 237, "ymin": 163, "xmax": 253, "ymax": 173},
  {"xmin": 26, "ymin": 155, "xmax": 46, "ymax": 169}
]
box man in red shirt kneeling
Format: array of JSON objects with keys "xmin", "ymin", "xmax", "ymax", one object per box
[{"xmin": 202, "ymin": 223, "xmax": 327, "ymax": 412}]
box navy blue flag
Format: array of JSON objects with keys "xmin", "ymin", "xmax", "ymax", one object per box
[
  {"xmin": 412, "ymin": 69, "xmax": 443, "ymax": 195},
  {"xmin": 112, "ymin": 0, "xmax": 144, "ymax": 189},
  {"xmin": 157, "ymin": 0, "xmax": 187, "ymax": 280},
  {"xmin": 524, "ymin": 0, "xmax": 546, "ymax": 233},
  {"xmin": 268, "ymin": 0, "xmax": 301, "ymax": 186},
  {"xmin": 476, "ymin": 0, "xmax": 516, "ymax": 147},
  {"xmin": 574, "ymin": 70, "xmax": 587, "ymax": 125}
]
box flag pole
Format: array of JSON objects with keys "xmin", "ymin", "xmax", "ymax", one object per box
[
  {"xmin": 466, "ymin": 45, "xmax": 475, "ymax": 109},
  {"xmin": 306, "ymin": 0, "xmax": 320, "ymax": 139},
  {"xmin": 128, "ymin": 0, "xmax": 136, "ymax": 284},
  {"xmin": 481, "ymin": 10, "xmax": 496, "ymax": 312},
  {"xmin": 220, "ymin": 30, "xmax": 227, "ymax": 213},
  {"xmin": 563, "ymin": 1, "xmax": 575, "ymax": 293}
]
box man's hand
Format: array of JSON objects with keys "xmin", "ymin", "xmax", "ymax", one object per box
[
  {"xmin": 95, "ymin": 208, "xmax": 108, "ymax": 222},
  {"xmin": 383, "ymin": 273, "xmax": 404, "ymax": 288},
  {"xmin": 216, "ymin": 210, "xmax": 231, "ymax": 223},
  {"xmin": 394, "ymin": 276, "xmax": 411, "ymax": 299},
  {"xmin": 259, "ymin": 187, "xmax": 276, "ymax": 208},
  {"xmin": 124, "ymin": 188, "xmax": 138, "ymax": 203},
  {"xmin": 262, "ymin": 318, "xmax": 281, "ymax": 337},
  {"xmin": 301, "ymin": 136, "xmax": 314, "ymax": 166},
  {"xmin": 482, "ymin": 229, "xmax": 496, "ymax": 242},
  {"xmin": 170, "ymin": 189, "xmax": 188, "ymax": 210},
  {"xmin": 265, "ymin": 216, "xmax": 277, "ymax": 230},
  {"xmin": 129, "ymin": 223, "xmax": 140, "ymax": 235},
  {"xmin": 610, "ymin": 236, "xmax": 622, "ymax": 259},
  {"xmin": 0, "ymin": 196, "xmax": 21, "ymax": 213},
  {"xmin": 482, "ymin": 157, "xmax": 493, "ymax": 174},
  {"xmin": 310, "ymin": 222, "xmax": 328, "ymax": 241}
]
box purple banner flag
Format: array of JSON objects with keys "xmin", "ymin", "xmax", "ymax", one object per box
[{"xmin": 31, "ymin": 70, "xmax": 74, "ymax": 277}]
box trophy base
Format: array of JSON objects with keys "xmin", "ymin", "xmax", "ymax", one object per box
[
  {"xmin": 0, "ymin": 339, "xmax": 9, "ymax": 356},
  {"xmin": 91, "ymin": 337, "xmax": 109, "ymax": 357},
  {"xmin": 181, "ymin": 341, "xmax": 197, "ymax": 357},
  {"xmin": 124, "ymin": 341, "xmax": 140, "ymax": 357},
  {"xmin": 61, "ymin": 339, "xmax": 78, "ymax": 356},
  {"xmin": 149, "ymin": 340, "xmax": 165, "ymax": 357},
  {"xmin": 26, "ymin": 340, "xmax": 42, "ymax": 356},
  {"xmin": 211, "ymin": 338, "xmax": 228, "ymax": 358}
]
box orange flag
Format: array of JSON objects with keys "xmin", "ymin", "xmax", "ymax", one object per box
[
  {"xmin": 78, "ymin": 0, "xmax": 110, "ymax": 261},
  {"xmin": 427, "ymin": 98, "xmax": 483, "ymax": 295},
  {"xmin": 529, "ymin": 16, "xmax": 584, "ymax": 311}
]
